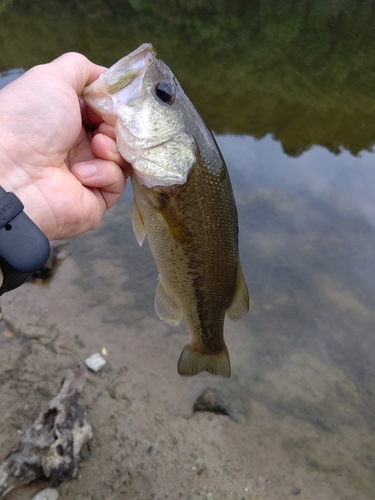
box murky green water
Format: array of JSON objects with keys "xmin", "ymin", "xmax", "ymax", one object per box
[{"xmin": 2, "ymin": 1, "xmax": 375, "ymax": 497}]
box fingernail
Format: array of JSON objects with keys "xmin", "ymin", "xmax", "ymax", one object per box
[{"xmin": 74, "ymin": 163, "xmax": 97, "ymax": 178}]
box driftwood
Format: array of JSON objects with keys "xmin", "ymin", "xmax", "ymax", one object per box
[{"xmin": 0, "ymin": 362, "xmax": 92, "ymax": 497}]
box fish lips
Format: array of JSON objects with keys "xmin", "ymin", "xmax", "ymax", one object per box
[{"xmin": 82, "ymin": 43, "xmax": 156, "ymax": 125}]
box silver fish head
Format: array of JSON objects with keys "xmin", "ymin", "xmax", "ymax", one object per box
[{"xmin": 83, "ymin": 43, "xmax": 196, "ymax": 188}]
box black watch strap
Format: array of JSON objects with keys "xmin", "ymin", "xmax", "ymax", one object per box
[{"xmin": 0, "ymin": 187, "xmax": 50, "ymax": 295}]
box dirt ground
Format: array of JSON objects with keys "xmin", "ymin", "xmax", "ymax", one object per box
[{"xmin": 0, "ymin": 250, "xmax": 373, "ymax": 500}]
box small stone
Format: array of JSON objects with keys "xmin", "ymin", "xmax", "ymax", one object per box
[
  {"xmin": 85, "ymin": 353, "xmax": 106, "ymax": 372},
  {"xmin": 31, "ymin": 488, "xmax": 59, "ymax": 500},
  {"xmin": 192, "ymin": 457, "xmax": 205, "ymax": 475},
  {"xmin": 291, "ymin": 488, "xmax": 301, "ymax": 495}
]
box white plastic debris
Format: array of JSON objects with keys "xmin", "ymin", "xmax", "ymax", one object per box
[
  {"xmin": 84, "ymin": 353, "xmax": 106, "ymax": 372},
  {"xmin": 31, "ymin": 488, "xmax": 59, "ymax": 500}
]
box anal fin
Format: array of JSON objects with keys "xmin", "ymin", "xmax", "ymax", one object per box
[
  {"xmin": 155, "ymin": 280, "xmax": 183, "ymax": 326},
  {"xmin": 227, "ymin": 267, "xmax": 249, "ymax": 321}
]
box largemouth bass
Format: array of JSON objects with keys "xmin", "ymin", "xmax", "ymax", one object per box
[{"xmin": 83, "ymin": 44, "xmax": 249, "ymax": 377}]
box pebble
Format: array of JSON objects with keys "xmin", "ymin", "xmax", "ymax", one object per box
[
  {"xmin": 84, "ymin": 353, "xmax": 106, "ymax": 372},
  {"xmin": 291, "ymin": 487, "xmax": 301, "ymax": 495},
  {"xmin": 31, "ymin": 489, "xmax": 59, "ymax": 500},
  {"xmin": 192, "ymin": 457, "xmax": 205, "ymax": 475}
]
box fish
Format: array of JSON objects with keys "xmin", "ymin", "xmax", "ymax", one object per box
[{"xmin": 82, "ymin": 43, "xmax": 249, "ymax": 377}]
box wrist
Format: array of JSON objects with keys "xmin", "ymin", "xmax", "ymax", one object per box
[{"xmin": 0, "ymin": 143, "xmax": 49, "ymax": 238}]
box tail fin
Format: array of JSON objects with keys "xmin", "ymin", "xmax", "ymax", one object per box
[{"xmin": 177, "ymin": 344, "xmax": 231, "ymax": 378}]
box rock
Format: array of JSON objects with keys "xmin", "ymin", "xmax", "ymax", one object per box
[
  {"xmin": 291, "ymin": 487, "xmax": 301, "ymax": 495},
  {"xmin": 85, "ymin": 353, "xmax": 106, "ymax": 372},
  {"xmin": 31, "ymin": 488, "xmax": 59, "ymax": 500},
  {"xmin": 193, "ymin": 387, "xmax": 246, "ymax": 423}
]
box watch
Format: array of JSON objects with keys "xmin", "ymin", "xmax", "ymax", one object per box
[{"xmin": 0, "ymin": 186, "xmax": 50, "ymax": 295}]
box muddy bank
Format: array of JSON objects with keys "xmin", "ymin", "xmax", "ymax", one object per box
[{"xmin": 0, "ymin": 242, "xmax": 373, "ymax": 499}]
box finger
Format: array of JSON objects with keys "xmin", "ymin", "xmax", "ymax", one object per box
[
  {"xmin": 66, "ymin": 127, "xmax": 95, "ymax": 167},
  {"xmin": 71, "ymin": 158, "xmax": 127, "ymax": 209},
  {"xmin": 81, "ymin": 99, "xmax": 103, "ymax": 129},
  {"xmin": 48, "ymin": 52, "xmax": 107, "ymax": 95},
  {"xmin": 97, "ymin": 122, "xmax": 116, "ymax": 140},
  {"xmin": 91, "ymin": 133, "xmax": 131, "ymax": 172}
]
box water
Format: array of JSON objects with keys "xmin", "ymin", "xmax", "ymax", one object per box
[{"xmin": 1, "ymin": 1, "xmax": 375, "ymax": 498}]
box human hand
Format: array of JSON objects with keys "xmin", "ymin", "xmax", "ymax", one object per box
[{"xmin": 0, "ymin": 52, "xmax": 130, "ymax": 241}]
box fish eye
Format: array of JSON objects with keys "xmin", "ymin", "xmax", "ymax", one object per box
[{"xmin": 155, "ymin": 82, "xmax": 174, "ymax": 104}]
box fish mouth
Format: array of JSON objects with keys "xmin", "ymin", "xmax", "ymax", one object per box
[
  {"xmin": 107, "ymin": 43, "xmax": 156, "ymax": 74},
  {"xmin": 82, "ymin": 43, "xmax": 156, "ymax": 97}
]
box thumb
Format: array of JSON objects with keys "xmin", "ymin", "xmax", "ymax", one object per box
[
  {"xmin": 71, "ymin": 158, "xmax": 128, "ymax": 210},
  {"xmin": 49, "ymin": 52, "xmax": 107, "ymax": 95}
]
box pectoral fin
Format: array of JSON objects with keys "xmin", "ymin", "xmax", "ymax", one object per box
[
  {"xmin": 156, "ymin": 195, "xmax": 192, "ymax": 245},
  {"xmin": 227, "ymin": 267, "xmax": 249, "ymax": 321},
  {"xmin": 155, "ymin": 280, "xmax": 183, "ymax": 326},
  {"xmin": 132, "ymin": 200, "xmax": 146, "ymax": 246}
]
